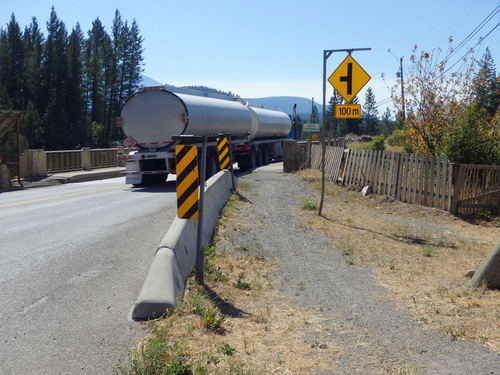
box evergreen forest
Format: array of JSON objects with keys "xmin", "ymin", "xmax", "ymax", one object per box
[{"xmin": 0, "ymin": 7, "xmax": 144, "ymax": 150}]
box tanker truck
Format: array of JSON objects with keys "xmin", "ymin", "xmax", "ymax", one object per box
[{"xmin": 120, "ymin": 86, "xmax": 294, "ymax": 187}]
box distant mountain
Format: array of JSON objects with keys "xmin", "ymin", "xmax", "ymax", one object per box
[
  {"xmin": 139, "ymin": 75, "xmax": 163, "ymax": 87},
  {"xmin": 244, "ymin": 96, "xmax": 323, "ymax": 117}
]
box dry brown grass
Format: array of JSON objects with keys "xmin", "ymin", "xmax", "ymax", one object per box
[
  {"xmin": 126, "ymin": 192, "xmax": 338, "ymax": 375},
  {"xmin": 298, "ymin": 169, "xmax": 500, "ymax": 352}
]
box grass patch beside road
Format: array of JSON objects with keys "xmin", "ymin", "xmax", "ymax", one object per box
[
  {"xmin": 297, "ymin": 169, "xmax": 500, "ymax": 352},
  {"xmin": 118, "ymin": 190, "xmax": 337, "ymax": 375}
]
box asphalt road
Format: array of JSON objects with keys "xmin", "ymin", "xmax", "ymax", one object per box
[{"xmin": 0, "ymin": 177, "xmax": 177, "ymax": 374}]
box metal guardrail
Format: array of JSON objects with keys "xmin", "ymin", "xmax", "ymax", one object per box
[{"xmin": 46, "ymin": 150, "xmax": 82, "ymax": 173}]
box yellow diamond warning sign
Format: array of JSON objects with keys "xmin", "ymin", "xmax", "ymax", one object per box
[
  {"xmin": 335, "ymin": 104, "xmax": 361, "ymax": 119},
  {"xmin": 328, "ymin": 55, "xmax": 371, "ymax": 103}
]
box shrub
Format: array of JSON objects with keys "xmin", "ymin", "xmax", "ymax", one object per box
[
  {"xmin": 364, "ymin": 135, "xmax": 386, "ymax": 151},
  {"xmin": 441, "ymin": 105, "xmax": 500, "ymax": 165},
  {"xmin": 386, "ymin": 129, "xmax": 403, "ymax": 146}
]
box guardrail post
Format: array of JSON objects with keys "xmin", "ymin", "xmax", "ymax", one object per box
[{"xmin": 81, "ymin": 147, "xmax": 91, "ymax": 170}]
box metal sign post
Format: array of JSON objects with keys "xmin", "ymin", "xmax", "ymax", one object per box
[
  {"xmin": 319, "ymin": 48, "xmax": 371, "ymax": 216},
  {"xmin": 195, "ymin": 135, "xmax": 208, "ymax": 284}
]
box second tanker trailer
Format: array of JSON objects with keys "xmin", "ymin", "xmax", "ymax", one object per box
[{"xmin": 120, "ymin": 86, "xmax": 294, "ymax": 186}]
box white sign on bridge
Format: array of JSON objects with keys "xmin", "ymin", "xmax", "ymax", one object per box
[{"xmin": 303, "ymin": 123, "xmax": 320, "ymax": 132}]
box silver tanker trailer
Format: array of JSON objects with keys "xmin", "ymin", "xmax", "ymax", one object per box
[{"xmin": 120, "ymin": 86, "xmax": 293, "ymax": 186}]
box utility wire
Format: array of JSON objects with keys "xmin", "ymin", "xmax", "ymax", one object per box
[
  {"xmin": 445, "ymin": 4, "xmax": 499, "ymax": 62},
  {"xmin": 375, "ymin": 97, "xmax": 393, "ymax": 109},
  {"xmin": 441, "ymin": 22, "xmax": 499, "ymax": 77}
]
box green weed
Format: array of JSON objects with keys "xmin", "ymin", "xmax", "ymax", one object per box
[
  {"xmin": 205, "ymin": 244, "xmax": 216, "ymax": 257},
  {"xmin": 475, "ymin": 210, "xmax": 492, "ymax": 221},
  {"xmin": 422, "ymin": 245, "xmax": 434, "ymax": 257},
  {"xmin": 202, "ymin": 309, "xmax": 225, "ymax": 332},
  {"xmin": 341, "ymin": 246, "xmax": 353, "ymax": 256},
  {"xmin": 117, "ymin": 338, "xmax": 192, "ymax": 375},
  {"xmin": 233, "ymin": 279, "xmax": 252, "ymax": 290},
  {"xmin": 301, "ymin": 198, "xmax": 319, "ymax": 211},
  {"xmin": 218, "ymin": 343, "xmax": 236, "ymax": 356}
]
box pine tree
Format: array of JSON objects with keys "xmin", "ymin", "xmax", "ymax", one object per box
[
  {"xmin": 123, "ymin": 19, "xmax": 144, "ymax": 97},
  {"xmin": 42, "ymin": 7, "xmax": 69, "ymax": 149},
  {"xmin": 380, "ymin": 107, "xmax": 392, "ymax": 135},
  {"xmin": 66, "ymin": 23, "xmax": 85, "ymax": 147},
  {"xmin": 23, "ymin": 100, "xmax": 44, "ymax": 147},
  {"xmin": 1, "ymin": 14, "xmax": 25, "ymax": 109},
  {"xmin": 346, "ymin": 96, "xmax": 361, "ymax": 135},
  {"xmin": 108, "ymin": 10, "xmax": 125, "ymax": 141},
  {"xmin": 361, "ymin": 87, "xmax": 379, "ymax": 134},
  {"xmin": 83, "ymin": 17, "xmax": 110, "ymax": 144},
  {"xmin": 0, "ymin": 28, "xmax": 13, "ymax": 109},
  {"xmin": 310, "ymin": 103, "xmax": 319, "ymax": 123},
  {"xmin": 23, "ymin": 17, "xmax": 44, "ymax": 114},
  {"xmin": 474, "ymin": 48, "xmax": 499, "ymax": 118},
  {"xmin": 325, "ymin": 92, "xmax": 343, "ymax": 136}
]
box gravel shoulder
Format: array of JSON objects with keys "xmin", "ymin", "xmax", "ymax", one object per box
[{"xmin": 236, "ymin": 163, "xmax": 500, "ymax": 375}]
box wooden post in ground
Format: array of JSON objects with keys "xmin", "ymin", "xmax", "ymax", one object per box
[
  {"xmin": 470, "ymin": 242, "xmax": 500, "ymax": 289},
  {"xmin": 450, "ymin": 164, "xmax": 466, "ymax": 213},
  {"xmin": 318, "ymin": 138, "xmax": 327, "ymax": 216}
]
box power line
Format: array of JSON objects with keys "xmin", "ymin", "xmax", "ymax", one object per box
[
  {"xmin": 445, "ymin": 4, "xmax": 499, "ymax": 62},
  {"xmin": 441, "ymin": 21, "xmax": 499, "ymax": 77},
  {"xmin": 375, "ymin": 97, "xmax": 392, "ymax": 109}
]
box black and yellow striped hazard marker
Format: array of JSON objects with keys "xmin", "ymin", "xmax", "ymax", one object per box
[
  {"xmin": 175, "ymin": 145, "xmax": 199, "ymax": 220},
  {"xmin": 216, "ymin": 136, "xmax": 232, "ymax": 170}
]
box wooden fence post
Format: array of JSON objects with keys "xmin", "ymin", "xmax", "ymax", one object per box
[{"xmin": 450, "ymin": 164, "xmax": 466, "ymax": 213}]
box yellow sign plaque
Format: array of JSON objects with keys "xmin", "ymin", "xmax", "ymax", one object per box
[
  {"xmin": 328, "ymin": 55, "xmax": 371, "ymax": 103},
  {"xmin": 335, "ymin": 104, "xmax": 361, "ymax": 119}
]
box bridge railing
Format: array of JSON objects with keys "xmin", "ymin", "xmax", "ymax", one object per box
[
  {"xmin": 20, "ymin": 147, "xmax": 126, "ymax": 176},
  {"xmin": 46, "ymin": 150, "xmax": 82, "ymax": 173},
  {"xmin": 90, "ymin": 148, "xmax": 119, "ymax": 169}
]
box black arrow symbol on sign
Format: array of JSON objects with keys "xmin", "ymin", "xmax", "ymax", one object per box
[{"xmin": 340, "ymin": 62, "xmax": 353, "ymax": 95}]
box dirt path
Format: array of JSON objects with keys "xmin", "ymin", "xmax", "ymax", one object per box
[{"xmin": 236, "ymin": 163, "xmax": 500, "ymax": 375}]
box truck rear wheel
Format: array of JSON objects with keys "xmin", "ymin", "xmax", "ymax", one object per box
[
  {"xmin": 206, "ymin": 152, "xmax": 218, "ymax": 178},
  {"xmin": 140, "ymin": 174, "xmax": 167, "ymax": 186},
  {"xmin": 238, "ymin": 150, "xmax": 256, "ymax": 171},
  {"xmin": 261, "ymin": 146, "xmax": 269, "ymax": 165}
]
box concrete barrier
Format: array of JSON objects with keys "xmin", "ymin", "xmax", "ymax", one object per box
[{"xmin": 131, "ymin": 170, "xmax": 234, "ymax": 320}]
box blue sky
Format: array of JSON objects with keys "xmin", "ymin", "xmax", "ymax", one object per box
[{"xmin": 1, "ymin": 0, "xmax": 499, "ymax": 110}]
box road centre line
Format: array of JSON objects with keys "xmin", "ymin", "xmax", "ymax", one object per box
[{"xmin": 0, "ymin": 185, "xmax": 126, "ymax": 209}]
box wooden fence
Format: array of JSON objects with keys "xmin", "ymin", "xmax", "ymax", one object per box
[
  {"xmin": 452, "ymin": 164, "xmax": 500, "ymax": 215},
  {"xmin": 342, "ymin": 148, "xmax": 454, "ymax": 211},
  {"xmin": 310, "ymin": 145, "xmax": 345, "ymax": 182},
  {"xmin": 301, "ymin": 144, "xmax": 499, "ymax": 215}
]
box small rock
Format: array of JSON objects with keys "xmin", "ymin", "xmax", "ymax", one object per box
[
  {"xmin": 361, "ymin": 185, "xmax": 370, "ymax": 197},
  {"xmin": 464, "ymin": 269, "xmax": 475, "ymax": 278}
]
